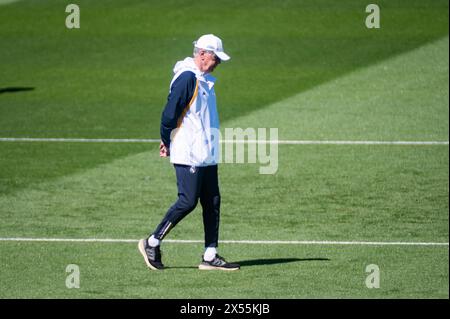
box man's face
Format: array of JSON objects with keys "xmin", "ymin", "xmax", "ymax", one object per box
[{"xmin": 197, "ymin": 50, "xmax": 221, "ymax": 73}]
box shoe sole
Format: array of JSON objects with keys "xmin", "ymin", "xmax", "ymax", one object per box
[
  {"xmin": 138, "ymin": 239, "xmax": 161, "ymax": 271},
  {"xmin": 198, "ymin": 264, "xmax": 240, "ymax": 271}
]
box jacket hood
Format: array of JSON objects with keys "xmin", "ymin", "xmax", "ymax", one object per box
[
  {"xmin": 171, "ymin": 57, "xmax": 216, "ymax": 87},
  {"xmin": 173, "ymin": 57, "xmax": 199, "ymax": 75}
]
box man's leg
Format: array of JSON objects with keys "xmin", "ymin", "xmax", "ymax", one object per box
[
  {"xmin": 200, "ymin": 165, "xmax": 220, "ymax": 250},
  {"xmin": 198, "ymin": 165, "xmax": 240, "ymax": 271},
  {"xmin": 139, "ymin": 164, "xmax": 203, "ymax": 270},
  {"xmin": 153, "ymin": 164, "xmax": 204, "ymax": 240}
]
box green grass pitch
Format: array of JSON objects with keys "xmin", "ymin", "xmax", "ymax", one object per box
[{"xmin": 0, "ymin": 0, "xmax": 448, "ymax": 298}]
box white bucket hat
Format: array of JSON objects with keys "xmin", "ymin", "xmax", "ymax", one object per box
[{"xmin": 193, "ymin": 34, "xmax": 231, "ymax": 61}]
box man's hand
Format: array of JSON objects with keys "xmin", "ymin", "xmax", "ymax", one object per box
[{"xmin": 159, "ymin": 141, "xmax": 170, "ymax": 157}]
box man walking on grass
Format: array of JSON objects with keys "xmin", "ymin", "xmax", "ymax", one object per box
[{"xmin": 138, "ymin": 34, "xmax": 240, "ymax": 271}]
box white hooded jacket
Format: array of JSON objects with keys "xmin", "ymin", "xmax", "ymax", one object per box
[{"xmin": 165, "ymin": 57, "xmax": 220, "ymax": 167}]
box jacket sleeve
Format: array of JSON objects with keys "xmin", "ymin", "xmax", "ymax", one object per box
[{"xmin": 160, "ymin": 71, "xmax": 197, "ymax": 148}]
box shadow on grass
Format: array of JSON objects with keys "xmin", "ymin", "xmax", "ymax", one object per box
[
  {"xmin": 165, "ymin": 258, "xmax": 330, "ymax": 269},
  {"xmin": 236, "ymin": 258, "xmax": 330, "ymax": 267},
  {"xmin": 0, "ymin": 87, "xmax": 35, "ymax": 94}
]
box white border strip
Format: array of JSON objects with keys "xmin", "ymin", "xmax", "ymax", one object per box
[
  {"xmin": 0, "ymin": 137, "xmax": 448, "ymax": 145},
  {"xmin": 0, "ymin": 237, "xmax": 448, "ymax": 246}
]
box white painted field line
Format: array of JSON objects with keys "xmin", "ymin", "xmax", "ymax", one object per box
[
  {"xmin": 0, "ymin": 237, "xmax": 448, "ymax": 246},
  {"xmin": 222, "ymin": 140, "xmax": 450, "ymax": 145},
  {"xmin": 222, "ymin": 240, "xmax": 449, "ymax": 246},
  {"xmin": 0, "ymin": 137, "xmax": 448, "ymax": 145},
  {"xmin": 0, "ymin": 137, "xmax": 161, "ymax": 143}
]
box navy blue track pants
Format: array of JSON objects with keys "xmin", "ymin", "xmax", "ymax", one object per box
[{"xmin": 152, "ymin": 164, "xmax": 221, "ymax": 248}]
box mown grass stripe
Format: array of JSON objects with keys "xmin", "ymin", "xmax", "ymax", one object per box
[
  {"xmin": 0, "ymin": 0, "xmax": 22, "ymax": 5},
  {"xmin": 0, "ymin": 237, "xmax": 448, "ymax": 246},
  {"xmin": 0, "ymin": 137, "xmax": 448, "ymax": 145}
]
